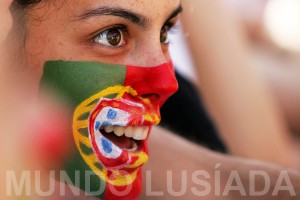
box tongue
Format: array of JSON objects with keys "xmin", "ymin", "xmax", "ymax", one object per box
[{"xmin": 101, "ymin": 130, "xmax": 132, "ymax": 149}]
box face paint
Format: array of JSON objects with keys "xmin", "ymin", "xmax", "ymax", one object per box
[{"xmin": 40, "ymin": 61, "xmax": 178, "ymax": 200}]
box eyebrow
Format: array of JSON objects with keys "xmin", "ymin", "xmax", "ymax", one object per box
[
  {"xmin": 75, "ymin": 4, "xmax": 182, "ymax": 29},
  {"xmin": 165, "ymin": 5, "xmax": 183, "ymax": 23},
  {"xmin": 76, "ymin": 6, "xmax": 149, "ymax": 28}
]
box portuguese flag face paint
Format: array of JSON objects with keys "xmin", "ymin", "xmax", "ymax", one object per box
[{"xmin": 40, "ymin": 61, "xmax": 178, "ymax": 200}]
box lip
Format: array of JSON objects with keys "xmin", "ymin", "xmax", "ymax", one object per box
[{"xmin": 89, "ymin": 98, "xmax": 159, "ymax": 170}]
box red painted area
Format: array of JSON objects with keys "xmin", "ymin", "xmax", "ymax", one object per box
[
  {"xmin": 103, "ymin": 169, "xmax": 143, "ymax": 200},
  {"xmin": 125, "ymin": 61, "xmax": 178, "ymax": 107}
]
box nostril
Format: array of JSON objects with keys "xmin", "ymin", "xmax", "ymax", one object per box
[{"xmin": 141, "ymin": 94, "xmax": 160, "ymax": 101}]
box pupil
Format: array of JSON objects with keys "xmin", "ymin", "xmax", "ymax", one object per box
[{"xmin": 107, "ymin": 29, "xmax": 121, "ymax": 46}]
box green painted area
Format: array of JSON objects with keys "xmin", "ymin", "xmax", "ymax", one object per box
[
  {"xmin": 80, "ymin": 142, "xmax": 94, "ymax": 155},
  {"xmin": 64, "ymin": 147, "xmax": 106, "ymax": 198},
  {"xmin": 41, "ymin": 60, "xmax": 126, "ymax": 108},
  {"xmin": 94, "ymin": 162, "xmax": 104, "ymax": 171},
  {"xmin": 78, "ymin": 128, "xmax": 89, "ymax": 137},
  {"xmin": 77, "ymin": 113, "xmax": 90, "ymax": 121}
]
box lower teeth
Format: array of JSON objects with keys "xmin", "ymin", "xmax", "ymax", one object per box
[{"xmin": 123, "ymin": 140, "xmax": 138, "ymax": 152}]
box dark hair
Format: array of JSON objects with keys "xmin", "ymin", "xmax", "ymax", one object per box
[{"xmin": 14, "ymin": 0, "xmax": 42, "ymax": 7}]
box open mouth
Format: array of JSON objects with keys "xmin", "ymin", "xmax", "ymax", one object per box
[
  {"xmin": 100, "ymin": 126, "xmax": 150, "ymax": 152},
  {"xmin": 89, "ymin": 98, "xmax": 157, "ymax": 170}
]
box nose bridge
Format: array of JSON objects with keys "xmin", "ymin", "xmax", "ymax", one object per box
[
  {"xmin": 124, "ymin": 62, "xmax": 178, "ymax": 106},
  {"xmin": 131, "ymin": 37, "xmax": 167, "ymax": 67}
]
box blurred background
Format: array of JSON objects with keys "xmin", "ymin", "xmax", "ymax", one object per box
[{"xmin": 161, "ymin": 0, "xmax": 300, "ymax": 153}]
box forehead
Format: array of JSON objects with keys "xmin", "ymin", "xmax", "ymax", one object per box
[{"xmin": 35, "ymin": 0, "xmax": 180, "ymax": 23}]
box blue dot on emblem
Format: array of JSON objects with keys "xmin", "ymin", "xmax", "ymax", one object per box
[
  {"xmin": 101, "ymin": 138, "xmax": 112, "ymax": 153},
  {"xmin": 102, "ymin": 121, "xmax": 112, "ymax": 127},
  {"xmin": 107, "ymin": 109, "xmax": 117, "ymax": 120},
  {"xmin": 95, "ymin": 121, "xmax": 101, "ymax": 130}
]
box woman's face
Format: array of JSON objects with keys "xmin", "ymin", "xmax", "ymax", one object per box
[
  {"xmin": 25, "ymin": 0, "xmax": 181, "ymax": 79},
  {"xmin": 22, "ymin": 0, "xmax": 181, "ymax": 199}
]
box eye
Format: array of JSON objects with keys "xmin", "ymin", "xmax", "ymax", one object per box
[
  {"xmin": 94, "ymin": 27, "xmax": 126, "ymax": 47},
  {"xmin": 160, "ymin": 25, "xmax": 170, "ymax": 44},
  {"xmin": 160, "ymin": 22, "xmax": 178, "ymax": 44}
]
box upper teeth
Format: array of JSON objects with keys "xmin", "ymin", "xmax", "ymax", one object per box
[{"xmin": 103, "ymin": 126, "xmax": 149, "ymax": 140}]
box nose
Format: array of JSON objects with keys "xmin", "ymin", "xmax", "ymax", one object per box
[
  {"xmin": 122, "ymin": 34, "xmax": 177, "ymax": 105},
  {"xmin": 127, "ymin": 36, "xmax": 169, "ymax": 67},
  {"xmin": 124, "ymin": 61, "xmax": 178, "ymax": 106}
]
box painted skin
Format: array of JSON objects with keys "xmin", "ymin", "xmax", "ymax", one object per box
[{"xmin": 41, "ymin": 60, "xmax": 178, "ymax": 200}]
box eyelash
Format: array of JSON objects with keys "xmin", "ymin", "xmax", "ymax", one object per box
[
  {"xmin": 162, "ymin": 22, "xmax": 179, "ymax": 44},
  {"xmin": 165, "ymin": 22, "xmax": 179, "ymax": 34}
]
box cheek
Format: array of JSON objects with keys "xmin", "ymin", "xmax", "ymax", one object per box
[
  {"xmin": 25, "ymin": 19, "xmax": 67, "ymax": 67},
  {"xmin": 0, "ymin": 5, "xmax": 12, "ymax": 44},
  {"xmin": 25, "ymin": 33, "xmax": 66, "ymax": 69},
  {"xmin": 25, "ymin": 29, "xmax": 49, "ymax": 68},
  {"xmin": 163, "ymin": 48, "xmax": 171, "ymax": 61}
]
